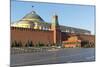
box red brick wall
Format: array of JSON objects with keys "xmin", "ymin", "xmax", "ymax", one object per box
[
  {"xmin": 11, "ymin": 27, "xmax": 54, "ymax": 46},
  {"xmin": 53, "ymin": 29, "xmax": 61, "ymax": 44}
]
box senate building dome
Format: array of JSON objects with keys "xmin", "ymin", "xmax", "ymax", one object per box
[
  {"xmin": 22, "ymin": 11, "xmax": 45, "ymax": 22},
  {"xmin": 11, "ymin": 11, "xmax": 48, "ymax": 29}
]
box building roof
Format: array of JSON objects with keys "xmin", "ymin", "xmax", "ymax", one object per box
[
  {"xmin": 11, "ymin": 11, "xmax": 91, "ymax": 34},
  {"xmin": 22, "ymin": 11, "xmax": 45, "ymax": 22},
  {"xmin": 17, "ymin": 20, "xmax": 34, "ymax": 25}
]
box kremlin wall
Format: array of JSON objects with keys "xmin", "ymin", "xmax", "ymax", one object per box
[
  {"xmin": 11, "ymin": 27, "xmax": 54, "ymax": 46},
  {"xmin": 11, "ymin": 11, "xmax": 95, "ymax": 48}
]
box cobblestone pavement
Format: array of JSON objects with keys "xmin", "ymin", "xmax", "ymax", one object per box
[{"xmin": 10, "ymin": 48, "xmax": 95, "ymax": 67}]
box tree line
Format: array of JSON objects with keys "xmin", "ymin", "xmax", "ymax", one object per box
[{"xmin": 11, "ymin": 40, "xmax": 55, "ymax": 47}]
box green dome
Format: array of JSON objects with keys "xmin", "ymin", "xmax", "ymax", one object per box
[{"xmin": 22, "ymin": 11, "xmax": 44, "ymax": 22}]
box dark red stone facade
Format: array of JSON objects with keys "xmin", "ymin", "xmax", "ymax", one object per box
[
  {"xmin": 11, "ymin": 27, "xmax": 54, "ymax": 46},
  {"xmin": 11, "ymin": 27, "xmax": 95, "ymax": 47}
]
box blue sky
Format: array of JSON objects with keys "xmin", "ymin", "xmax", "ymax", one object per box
[{"xmin": 11, "ymin": 0, "xmax": 95, "ymax": 34}]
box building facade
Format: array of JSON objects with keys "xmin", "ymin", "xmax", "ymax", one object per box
[{"xmin": 11, "ymin": 11, "xmax": 95, "ymax": 48}]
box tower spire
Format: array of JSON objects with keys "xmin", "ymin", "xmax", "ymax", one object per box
[
  {"xmin": 51, "ymin": 14, "xmax": 59, "ymax": 29},
  {"xmin": 51, "ymin": 13, "xmax": 61, "ymax": 45}
]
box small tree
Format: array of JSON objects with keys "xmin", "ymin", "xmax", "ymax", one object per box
[
  {"xmin": 29, "ymin": 41, "xmax": 34, "ymax": 47},
  {"xmin": 81, "ymin": 41, "xmax": 89, "ymax": 48},
  {"xmin": 25, "ymin": 40, "xmax": 34, "ymax": 47},
  {"xmin": 14, "ymin": 40, "xmax": 18, "ymax": 47},
  {"xmin": 18, "ymin": 41, "xmax": 23, "ymax": 47},
  {"xmin": 11, "ymin": 41, "xmax": 15, "ymax": 47},
  {"xmin": 38, "ymin": 42, "xmax": 45, "ymax": 47},
  {"xmin": 51, "ymin": 43, "xmax": 56, "ymax": 46},
  {"xmin": 25, "ymin": 43, "xmax": 28, "ymax": 47}
]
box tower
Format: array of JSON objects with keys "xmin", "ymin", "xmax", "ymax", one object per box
[{"xmin": 51, "ymin": 14, "xmax": 61, "ymax": 45}]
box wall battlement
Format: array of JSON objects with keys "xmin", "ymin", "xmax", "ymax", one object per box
[{"xmin": 11, "ymin": 27, "xmax": 53, "ymax": 32}]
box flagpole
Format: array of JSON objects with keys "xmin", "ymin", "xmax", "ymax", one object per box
[{"xmin": 31, "ymin": 5, "xmax": 34, "ymax": 11}]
